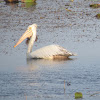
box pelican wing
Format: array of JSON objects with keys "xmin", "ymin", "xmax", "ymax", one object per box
[{"xmin": 27, "ymin": 45, "xmax": 75, "ymax": 59}]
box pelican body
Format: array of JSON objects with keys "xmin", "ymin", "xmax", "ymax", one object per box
[{"xmin": 14, "ymin": 24, "xmax": 76, "ymax": 59}]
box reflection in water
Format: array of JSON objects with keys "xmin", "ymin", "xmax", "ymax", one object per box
[
  {"xmin": 26, "ymin": 58, "xmax": 74, "ymax": 71},
  {"xmin": 21, "ymin": 2, "xmax": 36, "ymax": 8},
  {"xmin": 5, "ymin": 2, "xmax": 18, "ymax": 8},
  {"xmin": 17, "ymin": 58, "xmax": 75, "ymax": 72}
]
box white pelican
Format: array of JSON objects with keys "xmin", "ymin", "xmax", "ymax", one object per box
[{"xmin": 14, "ymin": 24, "xmax": 76, "ymax": 59}]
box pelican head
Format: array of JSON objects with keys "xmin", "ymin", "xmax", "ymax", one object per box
[
  {"xmin": 29, "ymin": 24, "xmax": 37, "ymax": 32},
  {"xmin": 14, "ymin": 24, "xmax": 37, "ymax": 48}
]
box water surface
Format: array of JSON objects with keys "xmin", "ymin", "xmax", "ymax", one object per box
[{"xmin": 0, "ymin": 0, "xmax": 100, "ymax": 100}]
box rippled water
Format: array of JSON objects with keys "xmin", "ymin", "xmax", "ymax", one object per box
[{"xmin": 0, "ymin": 0, "xmax": 100, "ymax": 100}]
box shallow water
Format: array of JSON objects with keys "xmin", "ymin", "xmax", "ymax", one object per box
[{"xmin": 0, "ymin": 0, "xmax": 100, "ymax": 100}]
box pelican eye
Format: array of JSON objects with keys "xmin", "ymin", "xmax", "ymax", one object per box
[{"xmin": 28, "ymin": 27, "xmax": 32, "ymax": 31}]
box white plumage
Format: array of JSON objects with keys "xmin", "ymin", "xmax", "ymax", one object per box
[
  {"xmin": 14, "ymin": 24, "xmax": 76, "ymax": 59},
  {"xmin": 27, "ymin": 44, "xmax": 75, "ymax": 59}
]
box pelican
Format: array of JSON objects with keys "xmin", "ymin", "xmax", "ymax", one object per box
[{"xmin": 14, "ymin": 24, "xmax": 76, "ymax": 59}]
